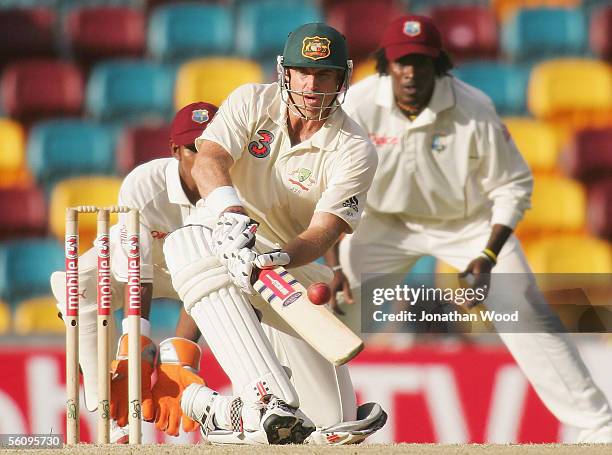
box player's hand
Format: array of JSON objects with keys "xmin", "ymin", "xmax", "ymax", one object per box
[
  {"xmin": 211, "ymin": 212, "xmax": 257, "ymax": 263},
  {"xmin": 110, "ymin": 334, "xmax": 157, "ymax": 427},
  {"xmin": 458, "ymin": 256, "xmax": 493, "ymax": 308},
  {"xmin": 328, "ymin": 269, "xmax": 353, "ymax": 316},
  {"xmin": 227, "ymin": 248, "xmax": 290, "ymax": 294},
  {"xmin": 152, "ymin": 338, "xmax": 204, "ymax": 436}
]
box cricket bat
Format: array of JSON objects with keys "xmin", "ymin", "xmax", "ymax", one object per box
[{"xmin": 254, "ymin": 267, "xmax": 364, "ymax": 366}]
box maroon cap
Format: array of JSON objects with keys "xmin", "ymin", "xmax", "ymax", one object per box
[
  {"xmin": 170, "ymin": 102, "xmax": 218, "ymax": 146},
  {"xmin": 380, "ymin": 15, "xmax": 442, "ymax": 61}
]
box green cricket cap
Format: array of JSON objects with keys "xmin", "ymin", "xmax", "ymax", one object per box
[{"xmin": 282, "ymin": 23, "xmax": 349, "ymax": 71}]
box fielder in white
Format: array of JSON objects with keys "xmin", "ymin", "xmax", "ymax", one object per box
[
  {"xmin": 162, "ymin": 23, "xmax": 386, "ymax": 445},
  {"xmin": 51, "ymin": 102, "xmax": 222, "ymax": 438},
  {"xmin": 334, "ymin": 14, "xmax": 612, "ymax": 442}
]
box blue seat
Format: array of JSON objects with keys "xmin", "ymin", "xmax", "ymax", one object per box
[
  {"xmin": 27, "ymin": 119, "xmax": 116, "ymax": 190},
  {"xmin": 453, "ymin": 63, "xmax": 530, "ymax": 115},
  {"xmin": 148, "ymin": 4, "xmax": 232, "ymax": 62},
  {"xmin": 502, "ymin": 8, "xmax": 587, "ymax": 62},
  {"xmin": 0, "ymin": 238, "xmax": 64, "ymax": 304},
  {"xmin": 86, "ymin": 60, "xmax": 175, "ymax": 122},
  {"xmin": 149, "ymin": 298, "xmax": 181, "ymax": 334},
  {"xmin": 235, "ymin": 0, "xmax": 322, "ymax": 60}
]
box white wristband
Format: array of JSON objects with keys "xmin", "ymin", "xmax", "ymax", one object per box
[
  {"xmin": 206, "ymin": 186, "xmax": 243, "ymax": 217},
  {"xmin": 122, "ymin": 317, "xmax": 151, "ymax": 337}
]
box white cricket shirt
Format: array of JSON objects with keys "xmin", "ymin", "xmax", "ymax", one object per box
[
  {"xmin": 196, "ymin": 82, "xmax": 378, "ymax": 245},
  {"xmin": 343, "ymin": 74, "xmax": 533, "ymax": 229},
  {"xmin": 115, "ymin": 158, "xmax": 197, "ymax": 282}
]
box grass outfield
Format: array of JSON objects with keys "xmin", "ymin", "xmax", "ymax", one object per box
[{"xmin": 1, "ymin": 444, "xmax": 611, "ymax": 455}]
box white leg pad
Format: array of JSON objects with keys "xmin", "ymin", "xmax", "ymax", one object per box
[{"xmin": 190, "ymin": 286, "xmax": 299, "ymax": 419}]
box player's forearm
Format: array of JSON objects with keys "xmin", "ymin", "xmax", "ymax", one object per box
[
  {"xmin": 322, "ymin": 241, "xmax": 340, "ymax": 268},
  {"xmin": 175, "ymin": 307, "xmax": 201, "ymax": 342},
  {"xmin": 484, "ymin": 224, "xmax": 513, "ymax": 257},
  {"xmin": 192, "ymin": 141, "xmax": 235, "ymax": 198},
  {"xmin": 284, "ymin": 227, "xmax": 342, "ymax": 269}
]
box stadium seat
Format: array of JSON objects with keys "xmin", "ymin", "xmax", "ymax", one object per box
[
  {"xmin": 0, "ymin": 186, "xmax": 47, "ymax": 240},
  {"xmin": 116, "ymin": 123, "xmax": 171, "ymax": 175},
  {"xmin": 86, "ymin": 60, "xmax": 175, "ymax": 122},
  {"xmin": 149, "ymin": 298, "xmax": 181, "ymax": 333},
  {"xmin": 0, "ymin": 118, "xmax": 31, "ymax": 189},
  {"xmin": 235, "ymin": 0, "xmax": 322, "ymax": 61},
  {"xmin": 452, "ymin": 62, "xmax": 530, "ymax": 115},
  {"xmin": 0, "ymin": 59, "xmax": 84, "ymax": 124},
  {"xmin": 174, "ymin": 57, "xmax": 264, "ymax": 109},
  {"xmin": 144, "ymin": 0, "xmax": 229, "ymax": 15},
  {"xmin": 525, "ymin": 235, "xmax": 611, "ymax": 273},
  {"xmin": 0, "ymin": 238, "xmax": 64, "ymax": 304},
  {"xmin": 491, "ymin": 0, "xmax": 581, "ymax": 23},
  {"xmin": 48, "ymin": 176, "xmax": 122, "ymax": 249},
  {"xmin": 590, "ymin": 5, "xmax": 612, "ymax": 61},
  {"xmin": 66, "ymin": 6, "xmax": 145, "ymax": 65},
  {"xmin": 325, "ymin": 0, "xmax": 406, "ymax": 63},
  {"xmin": 517, "ymin": 174, "xmax": 586, "ymax": 238},
  {"xmin": 503, "ymin": 117, "xmax": 562, "ymax": 173},
  {"xmin": 429, "ymin": 5, "xmax": 499, "ymax": 61},
  {"xmin": 27, "ymin": 119, "xmax": 116, "ymax": 190},
  {"xmin": 14, "ymin": 295, "xmax": 64, "ymax": 334},
  {"xmin": 352, "ymin": 59, "xmax": 376, "ymax": 83},
  {"xmin": 148, "ymin": 4, "xmax": 232, "ymax": 62},
  {"xmin": 527, "ymin": 58, "xmax": 612, "ymax": 129},
  {"xmin": 587, "ymin": 180, "xmax": 612, "ymax": 241},
  {"xmin": 562, "ymin": 127, "xmax": 612, "ymax": 184},
  {"xmin": 0, "ymin": 7, "xmax": 56, "ymax": 67},
  {"xmin": 0, "ymin": 300, "xmax": 9, "ymax": 334},
  {"xmin": 502, "ymin": 7, "xmax": 587, "ymax": 62}
]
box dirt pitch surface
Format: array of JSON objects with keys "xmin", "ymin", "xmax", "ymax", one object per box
[{"xmin": 1, "ymin": 444, "xmax": 610, "ymax": 455}]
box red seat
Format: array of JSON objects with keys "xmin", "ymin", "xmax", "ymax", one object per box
[
  {"xmin": 590, "ymin": 6, "xmax": 612, "ymax": 61},
  {"xmin": 66, "ymin": 6, "xmax": 145, "ymax": 65},
  {"xmin": 0, "ymin": 186, "xmax": 47, "ymax": 240},
  {"xmin": 0, "ymin": 59, "xmax": 83, "ymax": 124},
  {"xmin": 325, "ymin": 0, "xmax": 405, "ymax": 63},
  {"xmin": 0, "ymin": 8, "xmax": 56, "ymax": 67},
  {"xmin": 587, "ymin": 180, "xmax": 612, "ymax": 241},
  {"xmin": 116, "ymin": 124, "xmax": 171, "ymax": 175},
  {"xmin": 562, "ymin": 127, "xmax": 612, "ymax": 184},
  {"xmin": 429, "ymin": 5, "xmax": 499, "ymax": 61}
]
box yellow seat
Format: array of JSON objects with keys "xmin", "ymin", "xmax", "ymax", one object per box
[
  {"xmin": 14, "ymin": 295, "xmax": 64, "ymax": 334},
  {"xmin": 0, "ymin": 118, "xmax": 31, "ymax": 188},
  {"xmin": 48, "ymin": 176, "xmax": 122, "ymax": 250},
  {"xmin": 517, "ymin": 174, "xmax": 585, "ymax": 238},
  {"xmin": 174, "ymin": 58, "xmax": 264, "ymax": 109},
  {"xmin": 0, "ymin": 300, "xmax": 10, "ymax": 334},
  {"xmin": 528, "ymin": 58, "xmax": 612, "ymax": 131},
  {"xmin": 492, "ymin": 0, "xmax": 581, "ymax": 23},
  {"xmin": 503, "ymin": 117, "xmax": 563, "ymax": 173},
  {"xmin": 352, "ymin": 59, "xmax": 376, "ymax": 84},
  {"xmin": 525, "ymin": 235, "xmax": 612, "ymax": 273}
]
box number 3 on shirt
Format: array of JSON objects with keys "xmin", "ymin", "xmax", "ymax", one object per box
[{"xmin": 248, "ymin": 129, "xmax": 274, "ymax": 158}]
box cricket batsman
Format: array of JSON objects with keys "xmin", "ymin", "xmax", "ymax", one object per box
[{"xmin": 161, "ymin": 22, "xmax": 387, "ymax": 444}]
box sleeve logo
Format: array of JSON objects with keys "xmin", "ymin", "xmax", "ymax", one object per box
[
  {"xmin": 342, "ymin": 196, "xmax": 359, "ymax": 213},
  {"xmin": 248, "ymin": 130, "xmax": 274, "ymax": 158}
]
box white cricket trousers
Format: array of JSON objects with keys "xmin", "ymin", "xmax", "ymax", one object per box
[{"xmin": 339, "ymin": 208, "xmax": 612, "ymax": 442}]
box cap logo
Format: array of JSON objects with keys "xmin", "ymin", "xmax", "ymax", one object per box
[
  {"xmin": 301, "ymin": 36, "xmax": 331, "ymax": 60},
  {"xmin": 192, "ymin": 109, "xmax": 209, "ymax": 124},
  {"xmin": 403, "ymin": 21, "xmax": 421, "ymax": 37}
]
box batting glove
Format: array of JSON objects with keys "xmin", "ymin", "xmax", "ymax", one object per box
[
  {"xmin": 227, "ymin": 248, "xmax": 291, "ymax": 295},
  {"xmin": 211, "ymin": 213, "xmax": 257, "ymax": 263}
]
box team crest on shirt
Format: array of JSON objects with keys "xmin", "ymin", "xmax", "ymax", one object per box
[
  {"xmin": 403, "ymin": 21, "xmax": 421, "ymax": 37},
  {"xmin": 288, "ymin": 167, "xmax": 316, "ymax": 193},
  {"xmin": 192, "ymin": 109, "xmax": 209, "ymax": 123},
  {"xmin": 302, "ymin": 36, "xmax": 331, "ymax": 61},
  {"xmin": 431, "ymin": 133, "xmax": 446, "ymax": 152}
]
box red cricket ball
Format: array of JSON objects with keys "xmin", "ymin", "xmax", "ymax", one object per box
[{"xmin": 307, "ymin": 282, "xmax": 331, "ymax": 305}]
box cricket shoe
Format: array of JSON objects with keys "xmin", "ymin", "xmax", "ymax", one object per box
[{"xmin": 259, "ymin": 395, "xmax": 315, "ymax": 444}]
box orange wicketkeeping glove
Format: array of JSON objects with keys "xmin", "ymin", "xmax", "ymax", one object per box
[
  {"xmin": 110, "ymin": 333, "xmax": 157, "ymax": 427},
  {"xmin": 152, "ymin": 337, "xmax": 205, "ymax": 436}
]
